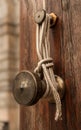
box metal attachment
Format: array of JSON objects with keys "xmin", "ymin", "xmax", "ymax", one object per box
[
  {"xmin": 13, "ymin": 70, "xmax": 65, "ymax": 106},
  {"xmin": 55, "ymin": 75, "xmax": 65, "ymax": 99},
  {"xmin": 49, "ymin": 13, "xmax": 58, "ymax": 28},
  {"xmin": 34, "ymin": 9, "xmax": 46, "ymax": 24},
  {"xmin": 13, "ymin": 71, "xmax": 46, "ymax": 106},
  {"xmin": 34, "ymin": 10, "xmax": 58, "ymax": 27},
  {"xmin": 46, "ymin": 75, "xmax": 65, "ymax": 103}
]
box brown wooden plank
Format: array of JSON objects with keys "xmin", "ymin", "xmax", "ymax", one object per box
[
  {"xmin": 20, "ymin": 0, "xmax": 81, "ymax": 130},
  {"xmin": 61, "ymin": 0, "xmax": 81, "ymax": 130}
]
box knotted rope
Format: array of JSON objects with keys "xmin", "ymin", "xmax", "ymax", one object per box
[{"xmin": 34, "ymin": 13, "xmax": 62, "ymax": 121}]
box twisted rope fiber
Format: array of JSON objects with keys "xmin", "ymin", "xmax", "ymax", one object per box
[{"xmin": 34, "ymin": 13, "xmax": 62, "ymax": 121}]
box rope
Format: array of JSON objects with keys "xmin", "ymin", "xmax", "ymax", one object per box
[
  {"xmin": 43, "ymin": 0, "xmax": 46, "ymax": 10},
  {"xmin": 34, "ymin": 13, "xmax": 62, "ymax": 121}
]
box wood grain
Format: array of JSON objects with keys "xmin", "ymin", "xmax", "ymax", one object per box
[{"xmin": 20, "ymin": 0, "xmax": 81, "ymax": 130}]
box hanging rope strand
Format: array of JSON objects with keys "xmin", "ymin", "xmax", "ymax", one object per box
[{"xmin": 43, "ymin": 0, "xmax": 46, "ymax": 10}]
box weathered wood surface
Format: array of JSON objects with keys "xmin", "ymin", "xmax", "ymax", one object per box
[{"xmin": 20, "ymin": 0, "xmax": 81, "ymax": 130}]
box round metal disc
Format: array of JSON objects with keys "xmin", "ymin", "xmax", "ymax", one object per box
[
  {"xmin": 34, "ymin": 9, "xmax": 46, "ymax": 24},
  {"xmin": 13, "ymin": 71, "xmax": 37, "ymax": 106}
]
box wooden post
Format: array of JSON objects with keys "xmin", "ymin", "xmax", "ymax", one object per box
[{"xmin": 20, "ymin": 0, "xmax": 81, "ymax": 130}]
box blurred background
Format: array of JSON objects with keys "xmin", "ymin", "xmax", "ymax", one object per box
[{"xmin": 0, "ymin": 0, "xmax": 20, "ymax": 130}]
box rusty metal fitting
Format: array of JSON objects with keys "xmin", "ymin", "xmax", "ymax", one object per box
[
  {"xmin": 34, "ymin": 10, "xmax": 58, "ymax": 28},
  {"xmin": 49, "ymin": 13, "xmax": 58, "ymax": 28}
]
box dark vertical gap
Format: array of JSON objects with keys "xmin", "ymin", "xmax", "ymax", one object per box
[
  {"xmin": 60, "ymin": 0, "xmax": 68, "ymax": 130},
  {"xmin": 60, "ymin": 0, "xmax": 69, "ymax": 130}
]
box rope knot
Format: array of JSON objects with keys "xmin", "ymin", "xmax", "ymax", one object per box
[{"xmin": 34, "ymin": 57, "xmax": 54, "ymax": 73}]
